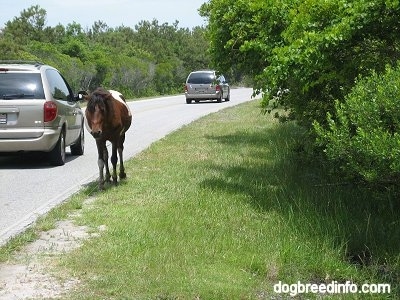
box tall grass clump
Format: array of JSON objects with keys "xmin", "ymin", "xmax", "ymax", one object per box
[{"xmin": 62, "ymin": 100, "xmax": 399, "ymax": 299}]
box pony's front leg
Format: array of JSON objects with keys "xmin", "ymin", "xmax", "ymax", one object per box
[
  {"xmin": 103, "ymin": 144, "xmax": 111, "ymax": 183},
  {"xmin": 96, "ymin": 141, "xmax": 106, "ymax": 190},
  {"xmin": 110, "ymin": 142, "xmax": 118, "ymax": 185},
  {"xmin": 97, "ymin": 158, "xmax": 105, "ymax": 190}
]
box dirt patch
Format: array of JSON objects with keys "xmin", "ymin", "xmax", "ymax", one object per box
[{"xmin": 0, "ymin": 198, "xmax": 103, "ymax": 299}]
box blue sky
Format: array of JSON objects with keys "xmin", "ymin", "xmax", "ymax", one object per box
[{"xmin": 0, "ymin": 0, "xmax": 207, "ymax": 29}]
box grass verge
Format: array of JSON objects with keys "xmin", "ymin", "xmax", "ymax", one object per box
[{"xmin": 2, "ymin": 99, "xmax": 399, "ymax": 299}]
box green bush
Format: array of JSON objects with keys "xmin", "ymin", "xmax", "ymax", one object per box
[
  {"xmin": 314, "ymin": 65, "xmax": 400, "ymax": 183},
  {"xmin": 201, "ymin": 0, "xmax": 400, "ymax": 129}
]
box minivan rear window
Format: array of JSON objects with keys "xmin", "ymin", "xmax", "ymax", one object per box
[
  {"xmin": 187, "ymin": 73, "xmax": 215, "ymax": 84},
  {"xmin": 0, "ymin": 73, "xmax": 45, "ymax": 100}
]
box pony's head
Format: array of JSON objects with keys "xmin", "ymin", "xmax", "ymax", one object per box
[{"xmin": 84, "ymin": 88, "xmax": 113, "ymax": 139}]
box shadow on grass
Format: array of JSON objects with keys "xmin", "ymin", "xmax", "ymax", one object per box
[
  {"xmin": 81, "ymin": 177, "xmax": 131, "ymax": 196},
  {"xmin": 201, "ymin": 121, "xmax": 400, "ymax": 287}
]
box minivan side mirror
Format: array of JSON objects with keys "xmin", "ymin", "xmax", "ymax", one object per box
[{"xmin": 76, "ymin": 90, "xmax": 88, "ymax": 101}]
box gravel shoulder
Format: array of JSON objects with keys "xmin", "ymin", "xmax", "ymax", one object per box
[{"xmin": 0, "ymin": 198, "xmax": 101, "ymax": 299}]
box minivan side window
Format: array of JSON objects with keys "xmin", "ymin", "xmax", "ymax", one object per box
[{"xmin": 46, "ymin": 69, "xmax": 72, "ymax": 101}]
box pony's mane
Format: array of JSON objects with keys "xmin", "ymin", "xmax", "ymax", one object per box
[{"xmin": 86, "ymin": 88, "xmax": 112, "ymax": 113}]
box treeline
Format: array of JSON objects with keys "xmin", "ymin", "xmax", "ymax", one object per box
[
  {"xmin": 201, "ymin": 0, "xmax": 400, "ymax": 185},
  {"xmin": 0, "ymin": 5, "xmax": 211, "ymax": 97}
]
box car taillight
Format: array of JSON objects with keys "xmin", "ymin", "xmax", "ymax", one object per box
[
  {"xmin": 44, "ymin": 101, "xmax": 58, "ymax": 122},
  {"xmin": 216, "ymin": 85, "xmax": 221, "ymax": 92},
  {"xmin": 184, "ymin": 84, "xmax": 188, "ymax": 92}
]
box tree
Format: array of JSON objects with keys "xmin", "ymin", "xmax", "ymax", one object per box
[
  {"xmin": 91, "ymin": 20, "xmax": 110, "ymax": 36},
  {"xmin": 200, "ymin": 0, "xmax": 293, "ymax": 89},
  {"xmin": 3, "ymin": 5, "xmax": 48, "ymax": 43},
  {"xmin": 65, "ymin": 22, "xmax": 85, "ymax": 39},
  {"xmin": 202, "ymin": 0, "xmax": 400, "ymax": 184},
  {"xmin": 0, "ymin": 36, "xmax": 23, "ymax": 59},
  {"xmin": 1, "ymin": 5, "xmax": 210, "ymax": 98},
  {"xmin": 201, "ymin": 0, "xmax": 400, "ymax": 127}
]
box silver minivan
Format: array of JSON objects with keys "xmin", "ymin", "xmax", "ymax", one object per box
[
  {"xmin": 0, "ymin": 61, "xmax": 85, "ymax": 165},
  {"xmin": 184, "ymin": 70, "xmax": 230, "ymax": 104}
]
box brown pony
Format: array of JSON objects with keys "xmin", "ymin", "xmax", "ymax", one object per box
[{"xmin": 84, "ymin": 88, "xmax": 132, "ymax": 189}]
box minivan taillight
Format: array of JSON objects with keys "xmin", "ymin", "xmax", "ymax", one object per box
[
  {"xmin": 184, "ymin": 84, "xmax": 188, "ymax": 92},
  {"xmin": 44, "ymin": 101, "xmax": 57, "ymax": 122},
  {"xmin": 216, "ymin": 85, "xmax": 221, "ymax": 92}
]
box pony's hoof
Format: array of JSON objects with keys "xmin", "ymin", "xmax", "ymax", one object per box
[{"xmin": 119, "ymin": 172, "xmax": 127, "ymax": 180}]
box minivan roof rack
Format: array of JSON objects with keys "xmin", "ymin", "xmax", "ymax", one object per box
[{"xmin": 0, "ymin": 60, "xmax": 44, "ymax": 67}]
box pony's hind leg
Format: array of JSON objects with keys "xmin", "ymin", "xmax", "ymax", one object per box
[
  {"xmin": 118, "ymin": 146, "xmax": 127, "ymax": 179},
  {"xmin": 118, "ymin": 134, "xmax": 127, "ymax": 180}
]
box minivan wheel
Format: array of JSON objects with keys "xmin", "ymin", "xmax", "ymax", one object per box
[
  {"xmin": 186, "ymin": 98, "xmax": 192, "ymax": 104},
  {"xmin": 217, "ymin": 94, "xmax": 222, "ymax": 103},
  {"xmin": 70, "ymin": 127, "xmax": 85, "ymax": 156},
  {"xmin": 49, "ymin": 130, "xmax": 66, "ymax": 166}
]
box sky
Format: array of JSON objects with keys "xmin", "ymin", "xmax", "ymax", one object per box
[{"xmin": 0, "ymin": 0, "xmax": 208, "ymax": 30}]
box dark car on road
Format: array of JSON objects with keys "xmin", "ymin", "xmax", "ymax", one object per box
[
  {"xmin": 184, "ymin": 70, "xmax": 230, "ymax": 104},
  {"xmin": 0, "ymin": 61, "xmax": 85, "ymax": 165}
]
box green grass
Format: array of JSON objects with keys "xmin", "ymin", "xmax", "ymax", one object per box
[{"xmin": 2, "ymin": 99, "xmax": 399, "ymax": 299}]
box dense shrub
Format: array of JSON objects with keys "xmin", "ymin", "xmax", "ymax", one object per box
[
  {"xmin": 314, "ymin": 65, "xmax": 400, "ymax": 183},
  {"xmin": 201, "ymin": 0, "xmax": 400, "ymax": 129}
]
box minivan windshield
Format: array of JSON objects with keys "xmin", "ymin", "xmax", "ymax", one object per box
[
  {"xmin": 0, "ymin": 73, "xmax": 45, "ymax": 100},
  {"xmin": 187, "ymin": 72, "xmax": 215, "ymax": 84}
]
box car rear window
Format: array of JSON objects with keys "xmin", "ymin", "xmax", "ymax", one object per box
[
  {"xmin": 0, "ymin": 73, "xmax": 45, "ymax": 100},
  {"xmin": 187, "ymin": 72, "xmax": 215, "ymax": 84}
]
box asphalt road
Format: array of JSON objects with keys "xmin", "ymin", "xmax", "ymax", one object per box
[{"xmin": 0, "ymin": 88, "xmax": 257, "ymax": 245}]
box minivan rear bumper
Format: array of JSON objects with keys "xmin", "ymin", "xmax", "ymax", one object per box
[
  {"xmin": 0, "ymin": 128, "xmax": 61, "ymax": 152},
  {"xmin": 185, "ymin": 91, "xmax": 221, "ymax": 100}
]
